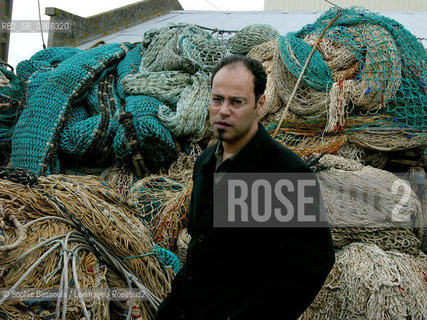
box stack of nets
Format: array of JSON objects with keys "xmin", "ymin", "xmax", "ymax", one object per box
[
  {"xmin": 121, "ymin": 23, "xmax": 230, "ymax": 141},
  {"xmin": 11, "ymin": 43, "xmax": 130, "ymax": 176},
  {"xmin": 315, "ymin": 154, "xmax": 425, "ymax": 255},
  {"xmin": 299, "ymin": 243, "xmax": 427, "ymax": 319},
  {"xmin": 0, "ymin": 167, "xmax": 179, "ymax": 320},
  {"xmin": 10, "ymin": 41, "xmax": 179, "ymax": 177},
  {"xmin": 301, "ymin": 155, "xmax": 427, "ymax": 318},
  {"xmin": 114, "ymin": 43, "xmax": 178, "ymax": 176},
  {"xmin": 271, "ymin": 6, "xmax": 426, "ymax": 148}
]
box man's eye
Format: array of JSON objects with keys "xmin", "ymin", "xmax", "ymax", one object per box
[
  {"xmin": 211, "ymin": 97, "xmax": 223, "ymax": 105},
  {"xmin": 231, "ymin": 99, "xmax": 245, "ymax": 107}
]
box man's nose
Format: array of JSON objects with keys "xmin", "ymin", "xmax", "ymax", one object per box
[{"xmin": 218, "ymin": 100, "xmax": 232, "ymax": 116}]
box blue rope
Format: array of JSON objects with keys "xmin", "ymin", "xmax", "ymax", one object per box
[{"xmin": 123, "ymin": 244, "xmax": 180, "ymax": 275}]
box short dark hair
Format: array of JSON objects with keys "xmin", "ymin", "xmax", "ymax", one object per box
[{"xmin": 211, "ymin": 54, "xmax": 267, "ymax": 100}]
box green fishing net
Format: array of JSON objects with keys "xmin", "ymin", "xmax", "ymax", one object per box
[{"xmin": 278, "ymin": 6, "xmax": 426, "ymax": 134}]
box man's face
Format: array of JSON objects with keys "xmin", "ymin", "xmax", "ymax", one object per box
[{"xmin": 209, "ymin": 63, "xmax": 265, "ymax": 148}]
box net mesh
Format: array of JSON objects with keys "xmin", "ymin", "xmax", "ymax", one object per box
[
  {"xmin": 113, "ymin": 95, "xmax": 177, "ymax": 175},
  {"xmin": 229, "ymin": 24, "xmax": 280, "ymax": 55},
  {"xmin": 299, "ymin": 243, "xmax": 427, "ymax": 320},
  {"xmin": 158, "ymin": 71, "xmax": 210, "ymax": 138},
  {"xmin": 140, "ymin": 23, "xmax": 229, "ymax": 73},
  {"xmin": 11, "ymin": 44, "xmax": 129, "ymax": 176},
  {"xmin": 122, "ymin": 70, "xmax": 191, "ymax": 108},
  {"xmin": 316, "ymin": 154, "xmax": 424, "ymax": 255},
  {"xmin": 274, "ymin": 6, "xmax": 426, "ymax": 135},
  {"xmin": 16, "ymin": 47, "xmax": 80, "ymax": 82}
]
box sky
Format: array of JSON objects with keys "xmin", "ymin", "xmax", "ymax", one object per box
[{"xmin": 7, "ymin": 0, "xmax": 264, "ymax": 69}]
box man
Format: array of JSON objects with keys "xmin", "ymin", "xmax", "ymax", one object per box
[{"xmin": 156, "ymin": 55, "xmax": 335, "ymax": 320}]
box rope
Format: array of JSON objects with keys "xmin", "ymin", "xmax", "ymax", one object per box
[
  {"xmin": 0, "ymin": 171, "xmax": 172, "ymax": 319},
  {"xmin": 273, "ymin": 9, "xmax": 342, "ymax": 138}
]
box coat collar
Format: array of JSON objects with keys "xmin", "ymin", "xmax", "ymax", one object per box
[{"xmin": 201, "ymin": 123, "xmax": 271, "ymax": 174}]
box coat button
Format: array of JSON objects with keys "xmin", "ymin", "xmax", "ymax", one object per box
[
  {"xmin": 178, "ymin": 309, "xmax": 187, "ymax": 319},
  {"xmin": 197, "ymin": 234, "xmax": 206, "ymax": 242},
  {"xmin": 187, "ymin": 271, "xmax": 193, "ymax": 280}
]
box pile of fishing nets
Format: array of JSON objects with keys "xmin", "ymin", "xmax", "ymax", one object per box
[
  {"xmin": 1, "ymin": 6, "xmax": 426, "ymax": 320},
  {"xmin": 299, "ymin": 243, "xmax": 427, "ymax": 320},
  {"xmin": 4, "ymin": 22, "xmax": 281, "ymax": 177},
  {"xmin": 246, "ymin": 6, "xmax": 426, "ymax": 164},
  {"xmin": 273, "ymin": 6, "xmax": 426, "ymax": 131},
  {"xmin": 0, "ymin": 167, "xmax": 182, "ymax": 320},
  {"xmin": 6, "ymin": 7, "xmax": 424, "ymax": 176},
  {"xmin": 315, "ymin": 154, "xmax": 425, "ymax": 255},
  {"xmin": 286, "ymin": 154, "xmax": 427, "ymax": 319},
  {"xmin": 10, "ymin": 42, "xmax": 179, "ymax": 177}
]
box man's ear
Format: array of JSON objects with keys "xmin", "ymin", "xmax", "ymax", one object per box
[{"xmin": 256, "ymin": 94, "xmax": 266, "ymax": 116}]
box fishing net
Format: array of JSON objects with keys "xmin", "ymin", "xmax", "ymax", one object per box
[
  {"xmin": 272, "ymin": 128, "xmax": 347, "ymax": 157},
  {"xmin": 229, "ymin": 24, "xmax": 279, "ymax": 55},
  {"xmin": 116, "ymin": 43, "xmax": 141, "ymax": 100},
  {"xmin": 140, "ymin": 24, "xmax": 229, "ymax": 74},
  {"xmin": 279, "ymin": 33, "xmax": 334, "ymax": 93},
  {"xmin": 117, "ymin": 44, "xmax": 178, "ymax": 176},
  {"xmin": 178, "ymin": 27, "xmax": 230, "ymax": 73},
  {"xmin": 316, "ymin": 155, "xmax": 424, "ymax": 255},
  {"xmin": 247, "ymin": 39, "xmax": 277, "ymax": 63},
  {"xmin": 299, "ymin": 243, "xmax": 427, "ymax": 320},
  {"xmin": 0, "ymin": 170, "xmax": 175, "ymax": 319},
  {"xmin": 346, "ymin": 130, "xmax": 424, "ymax": 152},
  {"xmin": 139, "ymin": 25, "xmax": 196, "ymax": 74},
  {"xmin": 11, "ymin": 44, "xmax": 129, "ymax": 176},
  {"xmin": 121, "ymin": 70, "xmax": 191, "ymax": 108},
  {"xmin": 261, "ymin": 60, "xmax": 284, "ymax": 121},
  {"xmin": 269, "ymin": 119, "xmax": 348, "ymax": 157},
  {"xmin": 15, "ymin": 47, "xmax": 80, "ymax": 82},
  {"xmin": 273, "ymin": 40, "xmax": 328, "ymax": 118},
  {"xmin": 127, "ymin": 175, "xmax": 184, "ymax": 223},
  {"xmin": 125, "ymin": 174, "xmax": 192, "ymax": 254},
  {"xmin": 0, "ymin": 67, "xmax": 23, "ymax": 102},
  {"xmin": 59, "ymin": 73, "xmax": 117, "ymax": 158},
  {"xmin": 167, "ymin": 142, "xmax": 203, "ymax": 185},
  {"xmin": 246, "ymin": 41, "xmax": 285, "ymax": 122},
  {"xmin": 158, "ymin": 71, "xmax": 210, "ymax": 137},
  {"xmin": 101, "ymin": 165, "xmax": 136, "ymax": 198},
  {"xmin": 150, "ymin": 185, "xmax": 192, "ymax": 252},
  {"xmin": 113, "ymin": 95, "xmax": 177, "ymax": 176},
  {"xmin": 336, "ymin": 143, "xmax": 365, "ymax": 162},
  {"xmin": 307, "ymin": 23, "xmax": 402, "ymax": 132},
  {"xmin": 274, "ymin": 6, "xmax": 426, "ymax": 136}
]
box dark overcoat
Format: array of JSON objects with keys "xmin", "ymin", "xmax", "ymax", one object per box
[{"xmin": 156, "ymin": 124, "xmax": 335, "ymax": 320}]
